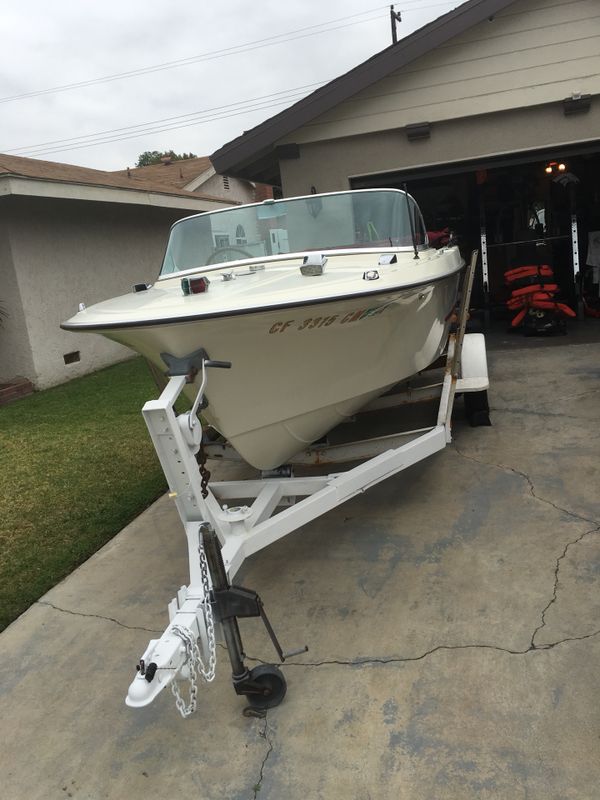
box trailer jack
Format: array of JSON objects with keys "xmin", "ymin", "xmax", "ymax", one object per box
[{"xmin": 202, "ymin": 526, "xmax": 307, "ymax": 715}]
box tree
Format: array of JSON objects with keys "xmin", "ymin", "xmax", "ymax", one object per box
[{"xmin": 135, "ymin": 150, "xmax": 198, "ymax": 167}]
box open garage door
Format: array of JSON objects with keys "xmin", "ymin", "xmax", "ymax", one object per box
[{"xmin": 351, "ymin": 142, "xmax": 600, "ymax": 320}]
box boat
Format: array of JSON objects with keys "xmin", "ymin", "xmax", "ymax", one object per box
[{"xmin": 62, "ymin": 188, "xmax": 465, "ymax": 470}]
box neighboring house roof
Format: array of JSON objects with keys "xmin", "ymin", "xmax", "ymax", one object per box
[
  {"xmin": 0, "ymin": 153, "xmax": 231, "ymax": 210},
  {"xmin": 112, "ymin": 156, "xmax": 214, "ymax": 189},
  {"xmin": 211, "ymin": 0, "xmax": 517, "ymax": 183}
]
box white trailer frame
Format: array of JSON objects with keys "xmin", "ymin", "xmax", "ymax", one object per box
[{"xmin": 126, "ymin": 250, "xmax": 489, "ymax": 715}]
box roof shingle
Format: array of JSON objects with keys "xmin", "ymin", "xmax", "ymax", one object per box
[
  {"xmin": 112, "ymin": 156, "xmax": 213, "ymax": 189},
  {"xmin": 0, "ymin": 153, "xmax": 225, "ymax": 202}
]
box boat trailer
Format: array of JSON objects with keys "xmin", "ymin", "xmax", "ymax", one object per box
[{"xmin": 126, "ymin": 251, "xmax": 489, "ymax": 717}]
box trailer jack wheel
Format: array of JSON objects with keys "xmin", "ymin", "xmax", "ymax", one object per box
[
  {"xmin": 247, "ymin": 664, "xmax": 287, "ymax": 708},
  {"xmin": 241, "ymin": 664, "xmax": 287, "ymax": 712}
]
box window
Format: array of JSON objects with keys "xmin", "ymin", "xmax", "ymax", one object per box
[
  {"xmin": 214, "ymin": 234, "xmax": 230, "ymax": 248},
  {"xmin": 222, "ymin": 175, "xmax": 230, "ymax": 190},
  {"xmin": 235, "ymin": 224, "xmax": 247, "ymax": 245}
]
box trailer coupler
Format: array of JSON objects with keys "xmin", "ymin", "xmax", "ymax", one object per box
[{"xmin": 126, "ymin": 525, "xmax": 306, "ymax": 717}]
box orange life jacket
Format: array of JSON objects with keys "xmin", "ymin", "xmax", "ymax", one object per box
[{"xmin": 504, "ymin": 265, "xmax": 554, "ymax": 283}]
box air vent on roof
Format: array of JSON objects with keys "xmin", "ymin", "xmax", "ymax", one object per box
[{"xmin": 223, "ymin": 175, "xmax": 230, "ymax": 190}]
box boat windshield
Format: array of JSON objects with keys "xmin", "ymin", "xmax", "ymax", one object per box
[{"xmin": 160, "ymin": 189, "xmax": 427, "ymax": 276}]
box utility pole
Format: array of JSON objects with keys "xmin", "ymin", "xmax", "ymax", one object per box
[{"xmin": 390, "ymin": 5, "xmax": 402, "ymax": 44}]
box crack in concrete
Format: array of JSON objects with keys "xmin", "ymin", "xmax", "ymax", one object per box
[
  {"xmin": 246, "ymin": 629, "xmax": 600, "ymax": 670},
  {"xmin": 452, "ymin": 445, "xmax": 600, "ymax": 646},
  {"xmin": 241, "ymin": 448, "xmax": 600, "ymax": 676},
  {"xmin": 252, "ymin": 715, "xmax": 273, "ymax": 799},
  {"xmin": 452, "ymin": 444, "xmax": 600, "ymax": 527},
  {"xmin": 37, "ymin": 600, "xmax": 161, "ymax": 634},
  {"xmin": 530, "ymin": 523, "xmax": 600, "ymax": 647}
]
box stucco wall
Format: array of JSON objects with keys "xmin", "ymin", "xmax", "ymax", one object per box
[
  {"xmin": 0, "ymin": 216, "xmax": 35, "ymax": 383},
  {"xmin": 279, "ymin": 98, "xmax": 600, "ymax": 196},
  {"xmin": 3, "ymin": 196, "xmax": 191, "ymax": 389}
]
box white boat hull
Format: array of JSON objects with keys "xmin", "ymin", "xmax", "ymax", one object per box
[{"xmin": 104, "ymin": 272, "xmax": 459, "ymax": 469}]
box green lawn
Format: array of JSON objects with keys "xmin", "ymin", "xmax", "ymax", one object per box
[{"xmin": 0, "ymin": 358, "xmax": 170, "ymax": 631}]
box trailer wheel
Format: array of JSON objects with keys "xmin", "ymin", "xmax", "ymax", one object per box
[{"xmin": 245, "ymin": 664, "xmax": 287, "ymax": 710}]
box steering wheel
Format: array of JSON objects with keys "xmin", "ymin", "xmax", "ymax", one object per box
[{"xmin": 206, "ymin": 246, "xmax": 253, "ymax": 265}]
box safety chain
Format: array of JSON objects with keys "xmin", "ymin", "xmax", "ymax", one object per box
[
  {"xmin": 198, "ymin": 539, "xmax": 217, "ymax": 681},
  {"xmin": 196, "ymin": 438, "xmax": 211, "ymax": 499},
  {"xmin": 170, "ymin": 542, "xmax": 217, "ymax": 718}
]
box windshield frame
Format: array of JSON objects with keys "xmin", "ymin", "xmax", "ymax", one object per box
[{"xmin": 157, "ymin": 188, "xmax": 429, "ymax": 281}]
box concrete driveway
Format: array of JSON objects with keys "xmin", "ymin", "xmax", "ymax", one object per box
[{"xmin": 1, "ymin": 339, "xmax": 600, "ymax": 799}]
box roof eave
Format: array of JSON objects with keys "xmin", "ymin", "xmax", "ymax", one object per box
[
  {"xmin": 0, "ymin": 174, "xmax": 232, "ymax": 211},
  {"xmin": 211, "ymin": 0, "xmax": 516, "ymax": 181}
]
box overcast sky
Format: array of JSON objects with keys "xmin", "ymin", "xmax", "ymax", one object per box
[{"xmin": 0, "ymin": 1, "xmax": 457, "ymax": 171}]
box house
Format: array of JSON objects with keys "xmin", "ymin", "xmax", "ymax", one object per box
[
  {"xmin": 212, "ymin": 0, "xmax": 600, "ymax": 312},
  {"xmin": 0, "ymin": 154, "xmax": 235, "ymax": 394},
  {"xmin": 113, "ymin": 156, "xmax": 275, "ymax": 204}
]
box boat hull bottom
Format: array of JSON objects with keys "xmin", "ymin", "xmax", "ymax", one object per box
[{"xmin": 227, "ymin": 384, "xmax": 391, "ymax": 470}]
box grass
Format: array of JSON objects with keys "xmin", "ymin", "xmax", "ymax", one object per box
[{"xmin": 0, "ymin": 357, "xmax": 171, "ymax": 631}]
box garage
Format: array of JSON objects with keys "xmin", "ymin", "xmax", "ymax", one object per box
[
  {"xmin": 352, "ymin": 142, "xmax": 600, "ymax": 321},
  {"xmin": 212, "ymin": 0, "xmax": 600, "ymax": 333}
]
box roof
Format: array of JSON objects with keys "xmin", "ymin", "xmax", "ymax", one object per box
[
  {"xmin": 211, "ymin": 0, "xmax": 517, "ymax": 183},
  {"xmin": 0, "ymin": 153, "xmax": 227, "ymax": 204},
  {"xmin": 112, "ymin": 156, "xmax": 213, "ymax": 189}
]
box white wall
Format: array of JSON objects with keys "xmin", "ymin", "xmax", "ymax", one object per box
[{"xmin": 2, "ymin": 196, "xmax": 193, "ymax": 389}]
